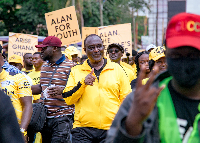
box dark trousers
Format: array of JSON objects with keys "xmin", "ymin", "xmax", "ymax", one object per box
[
  {"xmin": 41, "ymin": 115, "xmax": 73, "ymax": 143},
  {"xmin": 71, "ymin": 127, "xmax": 107, "ymax": 143}
]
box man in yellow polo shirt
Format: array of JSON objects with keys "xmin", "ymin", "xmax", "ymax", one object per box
[
  {"xmin": 108, "ymin": 43, "xmax": 136, "ymax": 82},
  {"xmin": 0, "ymin": 54, "xmax": 33, "ymax": 142}
]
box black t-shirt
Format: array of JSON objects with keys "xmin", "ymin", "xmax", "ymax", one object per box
[
  {"xmin": 87, "ymin": 58, "xmax": 107, "ymax": 80},
  {"xmin": 168, "ymin": 80, "xmax": 200, "ymax": 139}
]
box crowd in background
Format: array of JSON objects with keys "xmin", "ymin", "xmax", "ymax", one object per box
[{"xmin": 1, "ymin": 12, "xmax": 200, "ymax": 143}]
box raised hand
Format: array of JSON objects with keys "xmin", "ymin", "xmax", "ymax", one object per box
[
  {"xmin": 125, "ymin": 65, "xmax": 165, "ymax": 136},
  {"xmin": 47, "ymin": 86, "xmax": 64, "ymax": 97},
  {"xmin": 84, "ymin": 68, "xmax": 96, "ymax": 86}
]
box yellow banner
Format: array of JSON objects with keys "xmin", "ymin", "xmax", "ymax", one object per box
[
  {"xmin": 8, "ymin": 32, "xmax": 38, "ymax": 59},
  {"xmin": 45, "ymin": 6, "xmax": 81, "ymax": 46},
  {"xmin": 82, "ymin": 23, "xmax": 132, "ymax": 58}
]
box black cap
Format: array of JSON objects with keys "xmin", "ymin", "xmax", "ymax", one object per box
[{"xmin": 107, "ymin": 43, "xmax": 124, "ymax": 53}]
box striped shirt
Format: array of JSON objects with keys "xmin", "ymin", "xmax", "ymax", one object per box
[{"xmin": 40, "ymin": 55, "xmax": 75, "ymax": 118}]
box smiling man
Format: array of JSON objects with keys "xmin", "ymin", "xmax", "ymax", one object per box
[
  {"xmin": 108, "ymin": 43, "xmax": 136, "ymax": 83},
  {"xmin": 62, "ymin": 34, "xmax": 131, "ymax": 142}
]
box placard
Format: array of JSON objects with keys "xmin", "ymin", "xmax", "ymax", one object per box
[
  {"xmin": 45, "ymin": 6, "xmax": 81, "ymax": 46},
  {"xmin": 8, "ymin": 32, "xmax": 38, "ymax": 59}
]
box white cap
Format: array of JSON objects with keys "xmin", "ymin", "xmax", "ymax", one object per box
[{"xmin": 146, "ymin": 44, "xmax": 156, "ymax": 51}]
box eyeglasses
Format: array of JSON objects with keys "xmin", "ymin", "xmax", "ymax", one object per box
[{"xmin": 108, "ymin": 49, "xmax": 120, "ymax": 53}]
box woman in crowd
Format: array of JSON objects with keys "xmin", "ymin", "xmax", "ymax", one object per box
[
  {"xmin": 130, "ymin": 51, "xmax": 151, "ymax": 89},
  {"xmin": 149, "ymin": 46, "xmax": 167, "ymax": 73}
]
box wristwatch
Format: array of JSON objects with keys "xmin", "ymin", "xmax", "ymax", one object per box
[{"xmin": 20, "ymin": 128, "xmax": 27, "ymax": 136}]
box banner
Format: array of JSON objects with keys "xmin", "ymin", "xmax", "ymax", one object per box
[
  {"xmin": 45, "ymin": 6, "xmax": 81, "ymax": 46},
  {"xmin": 8, "ymin": 32, "xmax": 38, "ymax": 59},
  {"xmin": 99, "ymin": 23, "xmax": 132, "ymax": 57},
  {"xmin": 82, "ymin": 23, "xmax": 132, "ymax": 57}
]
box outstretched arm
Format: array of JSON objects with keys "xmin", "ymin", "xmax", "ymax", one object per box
[
  {"xmin": 125, "ymin": 65, "xmax": 165, "ymax": 136},
  {"xmin": 106, "ymin": 65, "xmax": 165, "ymax": 143}
]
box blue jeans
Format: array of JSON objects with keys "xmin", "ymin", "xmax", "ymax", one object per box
[{"xmin": 41, "ymin": 115, "xmax": 73, "ymax": 143}]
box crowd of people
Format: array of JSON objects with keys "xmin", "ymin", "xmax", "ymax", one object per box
[{"xmin": 0, "ymin": 12, "xmax": 200, "ymax": 143}]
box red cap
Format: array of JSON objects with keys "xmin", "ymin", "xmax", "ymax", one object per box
[
  {"xmin": 35, "ymin": 36, "xmax": 62, "ymax": 48},
  {"xmin": 166, "ymin": 12, "xmax": 200, "ymax": 50}
]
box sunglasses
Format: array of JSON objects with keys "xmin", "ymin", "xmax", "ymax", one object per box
[{"xmin": 108, "ymin": 49, "xmax": 120, "ymax": 53}]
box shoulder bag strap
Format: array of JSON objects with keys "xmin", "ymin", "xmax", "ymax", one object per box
[{"xmin": 41, "ymin": 64, "xmax": 60, "ymax": 101}]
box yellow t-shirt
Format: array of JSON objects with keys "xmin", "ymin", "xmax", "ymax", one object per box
[
  {"xmin": 0, "ymin": 70, "xmax": 32, "ymax": 124},
  {"xmin": 132, "ymin": 64, "xmax": 137, "ymax": 78},
  {"xmin": 121, "ymin": 65, "xmax": 136, "ymax": 83},
  {"xmin": 27, "ymin": 70, "xmax": 41, "ymax": 100},
  {"xmin": 22, "ymin": 67, "xmax": 34, "ymax": 74},
  {"xmin": 27, "ymin": 70, "xmax": 40, "ymax": 85}
]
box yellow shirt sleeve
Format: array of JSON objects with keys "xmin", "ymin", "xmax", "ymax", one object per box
[{"xmin": 15, "ymin": 73, "xmax": 32, "ymax": 98}]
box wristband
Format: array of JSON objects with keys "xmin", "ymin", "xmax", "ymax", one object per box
[{"xmin": 20, "ymin": 128, "xmax": 27, "ymax": 136}]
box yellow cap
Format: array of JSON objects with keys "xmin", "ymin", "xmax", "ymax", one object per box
[
  {"xmin": 8, "ymin": 54, "xmax": 23, "ymax": 65},
  {"xmin": 149, "ymin": 46, "xmax": 166, "ymax": 61},
  {"xmin": 62, "ymin": 51, "xmax": 72, "ymax": 60},
  {"xmin": 65, "ymin": 46, "xmax": 79, "ymax": 56}
]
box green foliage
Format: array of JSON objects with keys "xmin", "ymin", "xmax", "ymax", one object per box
[
  {"xmin": 0, "ymin": 0, "xmax": 49, "ymax": 36},
  {"xmin": 82, "ymin": 0, "xmax": 149, "ymax": 44},
  {"xmin": 136, "ymin": 16, "xmax": 148, "ymax": 43},
  {"xmin": 129, "ymin": 0, "xmax": 150, "ymax": 10},
  {"xmin": 47, "ymin": 0, "xmax": 68, "ymax": 11},
  {"xmin": 82, "ymin": 1, "xmax": 100, "ymax": 27},
  {"xmin": 0, "ymin": 0, "xmax": 149, "ymax": 42},
  {"xmin": 16, "ymin": 0, "xmax": 49, "ymax": 35}
]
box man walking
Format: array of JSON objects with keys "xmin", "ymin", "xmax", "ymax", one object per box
[
  {"xmin": 62, "ymin": 34, "xmax": 131, "ymax": 142},
  {"xmin": 32, "ymin": 36, "xmax": 75, "ymax": 143},
  {"xmin": 28, "ymin": 52, "xmax": 44, "ymax": 102},
  {"xmin": 0, "ymin": 54, "xmax": 33, "ymax": 143}
]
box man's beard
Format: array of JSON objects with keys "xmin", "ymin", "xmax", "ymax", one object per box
[{"xmin": 42, "ymin": 55, "xmax": 50, "ymax": 61}]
